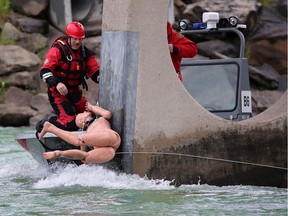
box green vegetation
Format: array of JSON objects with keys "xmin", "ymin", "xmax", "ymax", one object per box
[
  {"xmin": 244, "ymin": 41, "xmax": 252, "ymax": 63},
  {"xmin": 258, "ymin": 0, "xmax": 276, "ymax": 9},
  {"xmin": 0, "ymin": 33, "xmax": 16, "ymax": 45},
  {"xmin": 0, "ymin": 0, "xmax": 11, "ymax": 23},
  {"xmin": 0, "ymin": 82, "xmax": 7, "ymax": 103},
  {"xmin": 37, "ymin": 48, "xmax": 48, "ymax": 60},
  {"xmin": 0, "ymin": 0, "xmax": 14, "ymax": 45},
  {"xmin": 0, "ymin": 0, "xmax": 11, "ymax": 102}
]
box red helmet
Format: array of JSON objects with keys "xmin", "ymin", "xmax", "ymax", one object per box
[{"xmin": 66, "ymin": 21, "xmax": 85, "ymax": 39}]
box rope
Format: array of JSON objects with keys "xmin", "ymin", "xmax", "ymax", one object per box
[{"xmin": 115, "ymin": 151, "xmax": 287, "ymax": 171}]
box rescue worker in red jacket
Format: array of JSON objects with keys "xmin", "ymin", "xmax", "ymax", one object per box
[
  {"xmin": 37, "ymin": 21, "xmax": 100, "ymax": 132},
  {"xmin": 167, "ymin": 21, "xmax": 198, "ymax": 81}
]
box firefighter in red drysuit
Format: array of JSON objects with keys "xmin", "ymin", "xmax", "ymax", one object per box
[
  {"xmin": 37, "ymin": 21, "xmax": 100, "ymax": 131},
  {"xmin": 167, "ymin": 21, "xmax": 198, "ymax": 81}
]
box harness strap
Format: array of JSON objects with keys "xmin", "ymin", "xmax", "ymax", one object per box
[
  {"xmin": 52, "ymin": 37, "xmax": 94, "ymax": 90},
  {"xmin": 55, "ymin": 39, "xmax": 72, "ymax": 62},
  {"xmin": 53, "ymin": 41, "xmax": 82, "ymax": 88}
]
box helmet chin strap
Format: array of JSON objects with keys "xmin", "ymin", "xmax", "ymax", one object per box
[{"xmin": 67, "ymin": 37, "xmax": 71, "ymax": 47}]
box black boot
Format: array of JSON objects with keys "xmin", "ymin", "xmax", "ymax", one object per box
[{"xmin": 35, "ymin": 114, "xmax": 56, "ymax": 133}]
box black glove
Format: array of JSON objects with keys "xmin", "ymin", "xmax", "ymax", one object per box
[{"xmin": 91, "ymin": 70, "xmax": 100, "ymax": 83}]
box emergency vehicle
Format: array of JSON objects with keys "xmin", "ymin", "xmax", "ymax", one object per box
[{"xmin": 179, "ymin": 12, "xmax": 252, "ymax": 121}]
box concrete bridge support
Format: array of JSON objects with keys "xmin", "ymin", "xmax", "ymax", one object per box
[
  {"xmin": 99, "ymin": 0, "xmax": 287, "ymax": 187},
  {"xmin": 49, "ymin": 0, "xmax": 103, "ymax": 36}
]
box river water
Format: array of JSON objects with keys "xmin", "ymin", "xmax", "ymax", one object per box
[{"xmin": 0, "ymin": 126, "xmax": 287, "ymax": 216}]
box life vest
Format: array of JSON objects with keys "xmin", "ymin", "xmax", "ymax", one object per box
[{"xmin": 51, "ymin": 36, "xmax": 94, "ymax": 90}]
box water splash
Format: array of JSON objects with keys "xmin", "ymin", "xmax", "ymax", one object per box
[{"xmin": 33, "ymin": 163, "xmax": 174, "ymax": 190}]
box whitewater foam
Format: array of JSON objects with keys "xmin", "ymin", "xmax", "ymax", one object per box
[{"xmin": 33, "ymin": 163, "xmax": 174, "ymax": 190}]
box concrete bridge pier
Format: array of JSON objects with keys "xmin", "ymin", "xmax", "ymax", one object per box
[
  {"xmin": 99, "ymin": 0, "xmax": 287, "ymax": 187},
  {"xmin": 49, "ymin": 0, "xmax": 103, "ymax": 36}
]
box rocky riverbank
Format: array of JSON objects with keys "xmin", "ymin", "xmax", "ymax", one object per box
[{"xmin": 0, "ymin": 0, "xmax": 286, "ymax": 127}]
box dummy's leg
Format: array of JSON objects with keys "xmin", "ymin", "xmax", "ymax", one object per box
[
  {"xmin": 82, "ymin": 147, "xmax": 116, "ymax": 164},
  {"xmin": 43, "ymin": 149, "xmax": 88, "ymax": 160},
  {"xmin": 39, "ymin": 122, "xmax": 84, "ymax": 146}
]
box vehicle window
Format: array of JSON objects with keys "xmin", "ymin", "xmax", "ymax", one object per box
[{"xmin": 181, "ymin": 63, "xmax": 238, "ymax": 112}]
